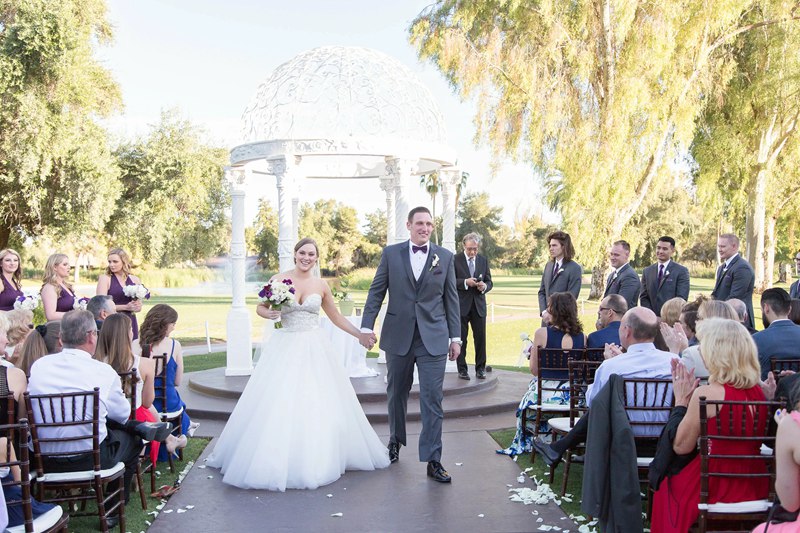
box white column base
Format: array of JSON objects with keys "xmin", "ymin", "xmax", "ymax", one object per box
[{"xmin": 225, "ymin": 306, "xmax": 253, "ymax": 376}]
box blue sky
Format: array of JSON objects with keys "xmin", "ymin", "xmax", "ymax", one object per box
[{"xmin": 97, "ymin": 0, "xmax": 548, "ymax": 226}]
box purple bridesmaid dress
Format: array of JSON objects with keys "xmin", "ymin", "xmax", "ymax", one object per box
[
  {"xmin": 0, "ymin": 276, "xmax": 23, "ymax": 312},
  {"xmin": 108, "ymin": 275, "xmax": 139, "ymax": 339},
  {"xmin": 54, "ymin": 285, "xmax": 75, "ymax": 313}
]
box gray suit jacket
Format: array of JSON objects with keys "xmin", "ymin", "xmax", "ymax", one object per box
[
  {"xmin": 603, "ymin": 264, "xmax": 641, "ymax": 310},
  {"xmin": 538, "ymin": 259, "xmax": 582, "ymax": 312},
  {"xmin": 639, "ymin": 261, "xmax": 690, "ymax": 316},
  {"xmin": 790, "ymin": 279, "xmax": 800, "ymax": 299},
  {"xmin": 361, "ymin": 241, "xmax": 461, "ymax": 356},
  {"xmin": 711, "ymin": 254, "xmax": 755, "ymax": 328}
]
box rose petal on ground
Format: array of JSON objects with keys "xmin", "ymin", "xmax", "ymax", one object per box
[{"xmin": 331, "ymin": 513, "xmax": 343, "ymax": 517}]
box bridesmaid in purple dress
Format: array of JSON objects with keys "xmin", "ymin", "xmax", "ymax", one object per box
[
  {"xmin": 96, "ymin": 248, "xmax": 143, "ymax": 339},
  {"xmin": 40, "ymin": 253, "xmax": 76, "ymax": 321},
  {"xmin": 0, "ymin": 249, "xmax": 24, "ymax": 312}
]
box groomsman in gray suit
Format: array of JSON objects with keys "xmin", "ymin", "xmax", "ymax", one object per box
[
  {"xmin": 711, "ymin": 233, "xmax": 755, "ymax": 329},
  {"xmin": 790, "ymin": 251, "xmax": 800, "ymax": 299},
  {"xmin": 361, "ymin": 207, "xmax": 462, "ymax": 483},
  {"xmin": 639, "ymin": 236, "xmax": 691, "ymax": 316},
  {"xmin": 604, "ymin": 240, "xmax": 641, "ymax": 310},
  {"xmin": 538, "ymin": 231, "xmax": 582, "ymax": 324}
]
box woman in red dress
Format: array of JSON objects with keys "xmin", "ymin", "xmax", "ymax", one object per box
[{"xmin": 651, "ymin": 317, "xmax": 772, "ymax": 532}]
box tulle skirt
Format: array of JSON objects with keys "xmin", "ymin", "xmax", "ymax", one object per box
[{"xmin": 206, "ymin": 325, "xmax": 390, "ymax": 491}]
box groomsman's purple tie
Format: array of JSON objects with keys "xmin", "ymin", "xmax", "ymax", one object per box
[
  {"xmin": 553, "ymin": 261, "xmax": 560, "ymax": 278},
  {"xmin": 658, "ymin": 264, "xmax": 664, "ymax": 284}
]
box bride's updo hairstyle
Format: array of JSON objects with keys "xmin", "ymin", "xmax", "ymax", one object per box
[
  {"xmin": 294, "ymin": 238, "xmax": 319, "ymax": 260},
  {"xmin": 139, "ymin": 304, "xmax": 179, "ymax": 348}
]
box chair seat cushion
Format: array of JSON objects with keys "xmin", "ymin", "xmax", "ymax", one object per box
[
  {"xmin": 6, "ymin": 505, "xmax": 64, "ymax": 533},
  {"xmin": 636, "ymin": 456, "xmax": 654, "ymax": 468},
  {"xmin": 526, "ymin": 404, "xmax": 570, "ymax": 412},
  {"xmin": 548, "ymin": 417, "xmax": 573, "ymax": 433},
  {"xmin": 39, "ymin": 461, "xmax": 125, "ymax": 482},
  {"xmin": 162, "ymin": 408, "xmax": 184, "ymax": 420},
  {"xmin": 697, "ymin": 499, "xmax": 771, "ymax": 513}
]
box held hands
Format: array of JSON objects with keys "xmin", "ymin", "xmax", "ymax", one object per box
[
  {"xmin": 448, "ymin": 342, "xmax": 461, "ymax": 361},
  {"xmin": 671, "ymin": 358, "xmax": 699, "ymax": 407},
  {"xmin": 476, "ymin": 281, "xmax": 487, "ymax": 292},
  {"xmin": 465, "ymin": 277, "xmax": 478, "ymax": 288},
  {"xmin": 660, "ymin": 322, "xmax": 689, "ymax": 354},
  {"xmin": 358, "ymin": 332, "xmax": 377, "ymax": 350}
]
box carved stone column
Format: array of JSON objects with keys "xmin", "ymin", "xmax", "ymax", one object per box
[
  {"xmin": 379, "ymin": 174, "xmax": 396, "ymax": 245},
  {"xmin": 439, "ymin": 167, "xmax": 461, "ymax": 253},
  {"xmin": 290, "ymin": 156, "xmax": 302, "ymax": 243},
  {"xmin": 225, "ymin": 167, "xmax": 253, "ymax": 376},
  {"xmin": 269, "ymin": 157, "xmax": 296, "ymax": 272},
  {"xmin": 386, "ymin": 157, "xmax": 417, "ymax": 243}
]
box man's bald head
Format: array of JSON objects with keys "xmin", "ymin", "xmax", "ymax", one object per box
[
  {"xmin": 726, "ymin": 298, "xmax": 748, "ymax": 324},
  {"xmin": 620, "ymin": 307, "xmax": 659, "ymax": 348}
]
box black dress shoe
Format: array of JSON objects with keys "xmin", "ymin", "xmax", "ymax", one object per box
[
  {"xmin": 458, "ymin": 371, "xmax": 470, "ymax": 380},
  {"xmin": 531, "ymin": 438, "xmax": 562, "ymax": 467},
  {"xmin": 388, "ymin": 442, "xmax": 400, "ymax": 463},
  {"xmin": 104, "ymin": 514, "xmax": 120, "ymax": 529},
  {"xmin": 427, "ymin": 461, "xmax": 452, "ymax": 483},
  {"xmin": 135, "ymin": 421, "xmax": 174, "ymax": 442},
  {"xmin": 476, "ymin": 369, "xmax": 486, "ymax": 379}
]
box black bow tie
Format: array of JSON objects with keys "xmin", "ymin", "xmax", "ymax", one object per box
[{"xmin": 412, "ymin": 245, "xmax": 428, "ymax": 254}]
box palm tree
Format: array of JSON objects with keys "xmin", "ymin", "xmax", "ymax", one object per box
[
  {"xmin": 454, "ymin": 171, "xmax": 469, "ymax": 210},
  {"xmin": 420, "ymin": 171, "xmax": 440, "ymax": 244}
]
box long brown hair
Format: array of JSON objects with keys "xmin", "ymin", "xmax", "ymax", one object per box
[
  {"xmin": 94, "ymin": 313, "xmax": 134, "ymax": 374},
  {"xmin": 0, "ymin": 249, "xmax": 22, "ymax": 291},
  {"xmin": 547, "ymin": 292, "xmax": 583, "ymax": 336},
  {"xmin": 139, "ymin": 304, "xmax": 178, "ymax": 348}
]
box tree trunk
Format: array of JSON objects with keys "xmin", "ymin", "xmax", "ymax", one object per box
[
  {"xmin": 778, "ymin": 262, "xmax": 788, "ymax": 283},
  {"xmin": 0, "ymin": 226, "xmax": 9, "ymax": 250},
  {"xmin": 589, "ymin": 266, "xmax": 606, "ymax": 300},
  {"xmin": 763, "ymin": 216, "xmax": 776, "ymax": 291}
]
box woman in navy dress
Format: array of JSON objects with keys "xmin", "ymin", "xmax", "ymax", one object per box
[
  {"xmin": 0, "ymin": 249, "xmax": 23, "ymax": 312},
  {"xmin": 96, "ymin": 248, "xmax": 143, "ymax": 339},
  {"xmin": 40, "ymin": 253, "xmax": 75, "ymax": 321}
]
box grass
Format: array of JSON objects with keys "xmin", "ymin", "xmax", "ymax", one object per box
[{"xmin": 64, "ymin": 437, "xmax": 210, "ymax": 532}]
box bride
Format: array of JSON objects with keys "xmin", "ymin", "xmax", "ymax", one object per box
[{"xmin": 206, "ymin": 238, "xmax": 390, "ymax": 490}]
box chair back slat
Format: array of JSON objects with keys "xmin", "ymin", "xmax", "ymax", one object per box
[
  {"xmin": 567, "ymin": 359, "xmax": 601, "ymax": 425},
  {"xmin": 770, "ymin": 357, "xmax": 800, "ymax": 386},
  {"xmin": 117, "ymin": 369, "xmax": 138, "ymax": 420},
  {"xmin": 149, "ymin": 354, "xmax": 169, "ymax": 415},
  {"xmin": 584, "ymin": 348, "xmax": 606, "ymax": 362},
  {"xmin": 621, "ymin": 378, "xmax": 673, "ymax": 439},
  {"xmin": 0, "ymin": 420, "xmax": 33, "ymax": 532}
]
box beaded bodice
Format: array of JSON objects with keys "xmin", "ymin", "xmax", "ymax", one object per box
[{"xmin": 279, "ymin": 293, "xmax": 322, "ymax": 331}]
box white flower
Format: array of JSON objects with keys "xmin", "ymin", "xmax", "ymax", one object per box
[
  {"xmin": 664, "ymin": 270, "xmax": 670, "ymax": 277},
  {"xmin": 123, "ymin": 283, "xmax": 150, "ymax": 300},
  {"xmin": 430, "ymin": 253, "xmax": 440, "ymax": 271},
  {"xmin": 13, "ymin": 292, "xmax": 40, "ymax": 311},
  {"xmin": 557, "ymin": 267, "xmax": 564, "ymax": 275},
  {"xmin": 519, "ymin": 332, "xmax": 530, "ymax": 341},
  {"xmin": 73, "ymin": 297, "xmax": 90, "ymax": 311}
]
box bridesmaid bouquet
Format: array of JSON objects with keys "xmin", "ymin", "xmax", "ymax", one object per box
[
  {"xmin": 73, "ymin": 297, "xmax": 90, "ymax": 311},
  {"xmin": 123, "ymin": 284, "xmax": 151, "ymax": 300},
  {"xmin": 259, "ymin": 279, "xmax": 295, "ymax": 329},
  {"xmin": 13, "ymin": 292, "xmax": 40, "ymax": 311}
]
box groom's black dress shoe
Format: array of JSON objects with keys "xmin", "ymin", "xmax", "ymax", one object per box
[
  {"xmin": 388, "ymin": 442, "xmax": 400, "ymax": 463},
  {"xmin": 427, "ymin": 461, "xmax": 451, "ymax": 483},
  {"xmin": 531, "ymin": 437, "xmax": 562, "ymax": 467}
]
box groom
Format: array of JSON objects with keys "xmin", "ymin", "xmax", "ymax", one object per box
[{"xmin": 361, "ymin": 206, "xmax": 461, "ymax": 483}]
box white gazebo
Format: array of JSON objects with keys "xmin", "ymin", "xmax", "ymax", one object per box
[{"xmin": 224, "ymin": 46, "xmax": 462, "ymax": 376}]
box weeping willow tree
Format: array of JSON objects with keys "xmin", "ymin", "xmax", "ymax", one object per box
[{"xmin": 410, "ymin": 0, "xmax": 800, "ymax": 297}]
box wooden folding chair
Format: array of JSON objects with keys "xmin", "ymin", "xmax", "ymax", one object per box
[
  {"xmin": 696, "ymin": 396, "xmax": 783, "ymax": 533},
  {"xmin": 0, "ymin": 420, "xmax": 69, "ymax": 533},
  {"xmin": 118, "ymin": 369, "xmax": 154, "ymax": 509},
  {"xmin": 150, "ymin": 354, "xmax": 184, "ymax": 473},
  {"xmin": 25, "ymin": 389, "xmax": 125, "ymax": 533},
  {"xmin": 770, "ymin": 357, "xmax": 800, "ymax": 386}
]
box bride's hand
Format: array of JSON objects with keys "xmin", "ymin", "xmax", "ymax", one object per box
[{"xmin": 265, "ymin": 308, "xmax": 281, "ymax": 320}]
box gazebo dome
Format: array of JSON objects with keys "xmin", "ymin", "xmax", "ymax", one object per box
[{"xmin": 240, "ymin": 46, "xmax": 447, "ymax": 145}]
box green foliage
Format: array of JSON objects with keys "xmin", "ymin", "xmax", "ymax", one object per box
[
  {"xmin": 456, "ymin": 192, "xmax": 506, "ymax": 261},
  {"xmin": 298, "ymin": 199, "xmax": 365, "ymax": 274},
  {"xmin": 110, "ymin": 109, "xmax": 230, "ymax": 267},
  {"xmin": 249, "ymin": 199, "xmax": 279, "ymax": 270}
]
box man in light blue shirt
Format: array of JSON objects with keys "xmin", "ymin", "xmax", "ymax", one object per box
[{"xmin": 532, "ymin": 307, "xmax": 675, "ymax": 467}]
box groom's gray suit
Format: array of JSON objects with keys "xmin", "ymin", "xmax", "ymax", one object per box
[{"xmin": 361, "ymin": 241, "xmax": 461, "ymax": 462}]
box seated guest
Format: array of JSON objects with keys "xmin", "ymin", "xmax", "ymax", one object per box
[
  {"xmin": 753, "ymin": 380, "xmax": 800, "ymax": 532},
  {"xmin": 790, "ymin": 298, "xmax": 800, "ymax": 325},
  {"xmin": 87, "ymin": 294, "xmax": 116, "ymax": 331},
  {"xmin": 679, "ymin": 300, "xmax": 738, "ymax": 380},
  {"xmin": 531, "ymin": 307, "xmax": 675, "ymax": 467},
  {"xmin": 728, "ymin": 297, "xmax": 757, "ymax": 334},
  {"xmin": 659, "ymin": 297, "xmax": 686, "ymax": 327},
  {"xmin": 679, "ymin": 296, "xmax": 704, "ymax": 347},
  {"xmin": 0, "ymin": 314, "xmax": 27, "ymax": 421},
  {"xmin": 497, "ymin": 292, "xmax": 585, "ymax": 455},
  {"xmin": 651, "ymin": 318, "xmax": 772, "ymax": 532},
  {"xmin": 0, "ymin": 436, "xmax": 61, "ymax": 530},
  {"xmin": 16, "ymin": 322, "xmax": 60, "ymax": 378},
  {"xmin": 2, "ymin": 309, "xmax": 32, "ymax": 365},
  {"xmin": 27, "ymin": 310, "xmax": 172, "ymax": 519},
  {"xmin": 587, "ymin": 294, "xmax": 626, "ymax": 349},
  {"xmin": 753, "ymin": 288, "xmax": 800, "ymax": 379}
]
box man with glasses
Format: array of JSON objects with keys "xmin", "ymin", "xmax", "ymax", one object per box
[
  {"xmin": 587, "ymin": 294, "xmax": 627, "ymax": 349},
  {"xmin": 454, "ymin": 233, "xmax": 493, "ymax": 380},
  {"xmin": 790, "ymin": 251, "xmax": 800, "ymax": 299}
]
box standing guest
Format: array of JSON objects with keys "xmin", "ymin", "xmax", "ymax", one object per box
[
  {"xmin": 16, "ymin": 321, "xmax": 60, "ymax": 378},
  {"xmin": 0, "ymin": 249, "xmax": 23, "ymax": 312},
  {"xmin": 96, "ymin": 248, "xmax": 144, "ymax": 340},
  {"xmin": 454, "ymin": 233, "xmax": 493, "ymax": 380},
  {"xmin": 87, "ymin": 294, "xmax": 116, "ymax": 331},
  {"xmin": 639, "ymin": 236, "xmax": 690, "ymax": 316},
  {"xmin": 538, "ymin": 231, "xmax": 582, "ymax": 324},
  {"xmin": 587, "ymin": 294, "xmax": 626, "ymax": 349},
  {"xmin": 790, "ymin": 298, "xmax": 800, "ymax": 325},
  {"xmin": 753, "ymin": 288, "xmax": 800, "ymax": 379},
  {"xmin": 603, "ymin": 240, "xmax": 641, "ymax": 310},
  {"xmin": 3, "ymin": 309, "xmax": 32, "ymax": 365},
  {"xmin": 711, "ymin": 233, "xmax": 755, "ymax": 328},
  {"xmin": 727, "ymin": 298, "xmax": 757, "ymax": 334},
  {"xmin": 134, "ymin": 304, "xmax": 196, "ymax": 461},
  {"xmin": 40, "ymin": 253, "xmax": 75, "ymax": 321},
  {"xmin": 659, "ymin": 297, "xmax": 687, "ymax": 327},
  {"xmin": 790, "ymin": 250, "xmax": 800, "ymax": 298}
]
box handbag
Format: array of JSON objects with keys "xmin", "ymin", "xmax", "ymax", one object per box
[{"xmin": 762, "ymin": 501, "xmax": 800, "ymax": 532}]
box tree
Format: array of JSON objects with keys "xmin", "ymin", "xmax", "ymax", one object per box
[
  {"xmin": 456, "ymin": 192, "xmax": 505, "ymax": 262},
  {"xmin": 110, "ymin": 110, "xmax": 229, "ymax": 266},
  {"xmin": 298, "ymin": 200, "xmax": 363, "ymax": 274},
  {"xmin": 0, "ymin": 0, "xmax": 123, "ymax": 247},
  {"xmin": 410, "ymin": 0, "xmax": 800, "ymax": 298},
  {"xmin": 250, "ymin": 200, "xmax": 279, "ymax": 270},
  {"xmin": 420, "ymin": 171, "xmax": 440, "ymax": 244}
]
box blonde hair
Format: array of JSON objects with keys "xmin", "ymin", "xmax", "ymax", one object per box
[
  {"xmin": 106, "ymin": 248, "xmax": 133, "ymax": 277},
  {"xmin": 5, "ymin": 309, "xmax": 32, "ymax": 346},
  {"xmin": 697, "ymin": 318, "xmax": 761, "ymax": 389},
  {"xmin": 41, "ymin": 253, "xmax": 72, "ymax": 296},
  {"xmin": 699, "ymin": 299, "xmax": 737, "ymax": 321},
  {"xmin": 660, "ymin": 297, "xmax": 686, "ymax": 327},
  {"xmin": 0, "ymin": 313, "xmax": 9, "ymax": 335},
  {"xmin": 0, "ymin": 249, "xmax": 22, "ymax": 292}
]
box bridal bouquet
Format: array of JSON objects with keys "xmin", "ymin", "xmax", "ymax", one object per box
[
  {"xmin": 13, "ymin": 292, "xmax": 40, "ymax": 311},
  {"xmin": 73, "ymin": 297, "xmax": 90, "ymax": 311},
  {"xmin": 123, "ymin": 283, "xmax": 151, "ymax": 300},
  {"xmin": 258, "ymin": 279, "xmax": 296, "ymax": 308},
  {"xmin": 518, "ymin": 332, "xmax": 533, "ymax": 367}
]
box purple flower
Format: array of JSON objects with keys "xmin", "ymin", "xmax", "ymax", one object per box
[
  {"xmin": 282, "ymin": 279, "xmax": 292, "ymax": 285},
  {"xmin": 289, "ymin": 287, "xmax": 296, "ymax": 294}
]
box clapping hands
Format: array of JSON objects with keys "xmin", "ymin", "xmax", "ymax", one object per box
[
  {"xmin": 660, "ymin": 322, "xmax": 689, "ymax": 354},
  {"xmin": 671, "ymin": 358, "xmax": 699, "ymax": 407}
]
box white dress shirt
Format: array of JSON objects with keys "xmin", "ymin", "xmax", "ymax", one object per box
[
  {"xmin": 28, "ymin": 348, "xmax": 131, "ymax": 454},
  {"xmin": 409, "ymin": 241, "xmax": 429, "ymax": 280}
]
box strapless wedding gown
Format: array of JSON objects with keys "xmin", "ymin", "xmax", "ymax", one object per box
[{"xmin": 206, "ymin": 294, "xmax": 390, "ymax": 490}]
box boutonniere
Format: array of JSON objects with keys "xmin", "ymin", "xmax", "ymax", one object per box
[
  {"xmin": 430, "ymin": 254, "xmax": 440, "ymax": 272},
  {"xmin": 557, "ymin": 267, "xmax": 564, "ymax": 275},
  {"xmin": 612, "ymin": 271, "xmax": 618, "ymax": 280},
  {"xmin": 664, "ymin": 270, "xmax": 670, "ymax": 277}
]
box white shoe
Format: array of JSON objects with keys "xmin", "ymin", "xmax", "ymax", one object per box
[{"xmin": 187, "ymin": 421, "xmax": 200, "ymax": 437}]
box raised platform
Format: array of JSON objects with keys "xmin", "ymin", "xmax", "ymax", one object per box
[{"xmin": 182, "ymin": 359, "xmax": 530, "ymax": 423}]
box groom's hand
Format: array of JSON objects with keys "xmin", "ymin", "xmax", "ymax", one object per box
[{"xmin": 448, "ymin": 342, "xmax": 461, "ymax": 361}]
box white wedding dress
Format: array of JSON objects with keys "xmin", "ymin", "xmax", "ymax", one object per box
[{"xmin": 206, "ymin": 294, "xmax": 390, "ymax": 491}]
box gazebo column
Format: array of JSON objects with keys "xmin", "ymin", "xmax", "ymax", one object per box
[
  {"xmin": 439, "ymin": 167, "xmax": 460, "ymax": 253},
  {"xmin": 291, "ymin": 156, "xmax": 303, "ymax": 242},
  {"xmin": 379, "ymin": 174, "xmax": 396, "ymax": 245},
  {"xmin": 386, "ymin": 157, "xmax": 417, "ymax": 243},
  {"xmin": 269, "ymin": 157, "xmax": 296, "ymax": 272},
  {"xmin": 225, "ymin": 167, "xmax": 253, "ymax": 376}
]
